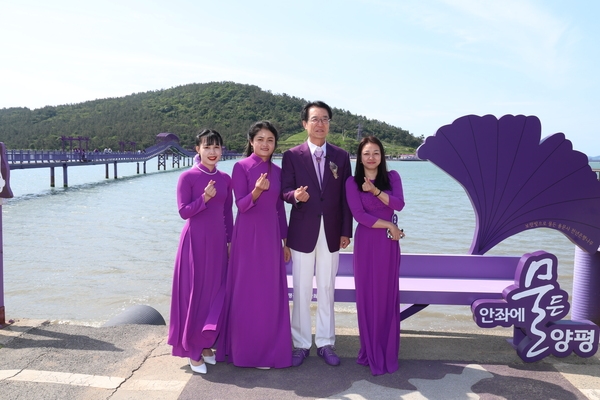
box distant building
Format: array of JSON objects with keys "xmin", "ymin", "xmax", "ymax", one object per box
[
  {"xmin": 156, "ymin": 132, "xmax": 180, "ymax": 144},
  {"xmin": 399, "ymin": 154, "xmax": 422, "ymax": 161}
]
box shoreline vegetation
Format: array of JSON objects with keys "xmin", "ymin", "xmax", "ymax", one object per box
[{"xmin": 0, "ymin": 81, "xmax": 423, "ymax": 156}]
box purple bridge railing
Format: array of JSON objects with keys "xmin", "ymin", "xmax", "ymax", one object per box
[
  {"xmin": 5, "ymin": 141, "xmax": 241, "ymax": 187},
  {"xmin": 6, "ymin": 141, "xmax": 195, "ymax": 167},
  {"xmin": 5, "ymin": 141, "xmax": 199, "ymax": 187}
]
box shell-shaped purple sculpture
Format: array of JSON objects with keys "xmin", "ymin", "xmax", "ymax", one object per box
[{"xmin": 417, "ymin": 114, "xmax": 600, "ymax": 255}]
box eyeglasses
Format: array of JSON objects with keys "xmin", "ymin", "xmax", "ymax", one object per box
[{"xmin": 308, "ymin": 117, "xmax": 331, "ymax": 125}]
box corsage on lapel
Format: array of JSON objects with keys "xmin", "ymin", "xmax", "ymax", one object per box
[{"xmin": 329, "ymin": 161, "xmax": 339, "ymax": 179}]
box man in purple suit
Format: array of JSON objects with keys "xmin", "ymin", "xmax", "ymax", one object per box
[{"xmin": 281, "ymin": 101, "xmax": 353, "ymax": 366}]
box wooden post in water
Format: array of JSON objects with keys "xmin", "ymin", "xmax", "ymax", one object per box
[
  {"xmin": 50, "ymin": 166, "xmax": 55, "ymax": 187},
  {"xmin": 62, "ymin": 164, "xmax": 68, "ymax": 187},
  {"xmin": 105, "ymin": 163, "xmax": 109, "ymax": 179},
  {"xmin": 113, "ymin": 161, "xmax": 118, "ymax": 179}
]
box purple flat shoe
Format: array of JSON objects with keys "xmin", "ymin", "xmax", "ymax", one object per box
[
  {"xmin": 292, "ymin": 348, "xmax": 310, "ymax": 367},
  {"xmin": 317, "ymin": 345, "xmax": 340, "ymax": 366}
]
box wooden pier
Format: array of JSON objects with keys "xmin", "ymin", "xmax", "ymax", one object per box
[{"xmin": 5, "ymin": 141, "xmax": 197, "ymax": 187}]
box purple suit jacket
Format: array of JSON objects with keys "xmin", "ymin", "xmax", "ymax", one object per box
[{"xmin": 281, "ymin": 142, "xmax": 353, "ymax": 253}]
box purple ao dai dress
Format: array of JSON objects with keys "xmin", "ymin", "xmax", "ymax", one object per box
[
  {"xmin": 217, "ymin": 153, "xmax": 293, "ymax": 368},
  {"xmin": 168, "ymin": 164, "xmax": 233, "ymax": 359},
  {"xmin": 345, "ymin": 170, "xmax": 405, "ymax": 375}
]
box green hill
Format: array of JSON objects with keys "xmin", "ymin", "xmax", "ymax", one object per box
[{"xmin": 0, "ymin": 81, "xmax": 423, "ymax": 154}]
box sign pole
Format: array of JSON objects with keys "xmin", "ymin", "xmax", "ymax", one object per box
[{"xmin": 0, "ymin": 143, "xmax": 14, "ymax": 328}]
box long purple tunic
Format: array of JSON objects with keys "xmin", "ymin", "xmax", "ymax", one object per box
[
  {"xmin": 168, "ymin": 164, "xmax": 233, "ymax": 359},
  {"xmin": 345, "ymin": 170, "xmax": 405, "ymax": 375},
  {"xmin": 217, "ymin": 153, "xmax": 292, "ymax": 368}
]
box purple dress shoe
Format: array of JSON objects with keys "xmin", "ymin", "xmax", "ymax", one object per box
[
  {"xmin": 292, "ymin": 348, "xmax": 310, "ymax": 367},
  {"xmin": 317, "ymin": 345, "xmax": 340, "ymax": 366}
]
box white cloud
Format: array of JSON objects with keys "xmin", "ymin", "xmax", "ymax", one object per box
[{"xmin": 387, "ymin": 0, "xmax": 575, "ymax": 80}]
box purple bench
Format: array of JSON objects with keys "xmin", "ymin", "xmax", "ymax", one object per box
[
  {"xmin": 285, "ymin": 252, "xmax": 520, "ymax": 320},
  {"xmin": 285, "ymin": 250, "xmax": 600, "ymax": 362}
]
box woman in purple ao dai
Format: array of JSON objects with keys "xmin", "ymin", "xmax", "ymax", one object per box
[
  {"xmin": 217, "ymin": 121, "xmax": 293, "ymax": 369},
  {"xmin": 168, "ymin": 129, "xmax": 233, "ymax": 375},
  {"xmin": 345, "ymin": 136, "xmax": 405, "ymax": 376}
]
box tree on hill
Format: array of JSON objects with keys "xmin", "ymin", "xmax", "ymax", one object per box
[{"xmin": 0, "ymin": 82, "xmax": 423, "ymax": 153}]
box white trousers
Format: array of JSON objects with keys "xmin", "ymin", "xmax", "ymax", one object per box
[{"xmin": 291, "ymin": 217, "xmax": 339, "ymax": 349}]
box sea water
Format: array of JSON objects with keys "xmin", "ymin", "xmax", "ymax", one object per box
[{"xmin": 1, "ymin": 159, "xmax": 597, "ymax": 330}]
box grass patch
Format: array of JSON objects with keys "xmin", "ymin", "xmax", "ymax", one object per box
[{"xmin": 278, "ymin": 131, "xmax": 416, "ymax": 155}]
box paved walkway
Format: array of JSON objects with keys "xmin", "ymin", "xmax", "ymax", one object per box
[{"xmin": 1, "ymin": 319, "xmax": 599, "ymax": 399}]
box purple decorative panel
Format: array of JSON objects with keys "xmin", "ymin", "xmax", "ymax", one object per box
[
  {"xmin": 0, "ymin": 143, "xmax": 13, "ymax": 199},
  {"xmin": 417, "ymin": 115, "xmax": 600, "ymax": 255},
  {"xmin": 472, "ymin": 251, "xmax": 599, "ymax": 362}
]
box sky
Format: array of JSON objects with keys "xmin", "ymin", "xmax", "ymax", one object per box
[{"xmin": 1, "ymin": 0, "xmax": 599, "ymax": 156}]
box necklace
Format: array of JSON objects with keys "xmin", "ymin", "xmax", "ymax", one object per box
[{"xmin": 196, "ymin": 163, "xmax": 218, "ymax": 175}]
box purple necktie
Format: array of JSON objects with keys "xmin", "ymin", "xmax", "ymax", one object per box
[{"xmin": 314, "ymin": 148, "xmax": 323, "ymax": 187}]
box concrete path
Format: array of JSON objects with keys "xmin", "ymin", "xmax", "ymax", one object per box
[{"xmin": 1, "ymin": 319, "xmax": 599, "ymax": 399}]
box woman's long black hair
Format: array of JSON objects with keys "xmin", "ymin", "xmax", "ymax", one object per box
[{"xmin": 353, "ymin": 136, "xmax": 391, "ymax": 192}]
